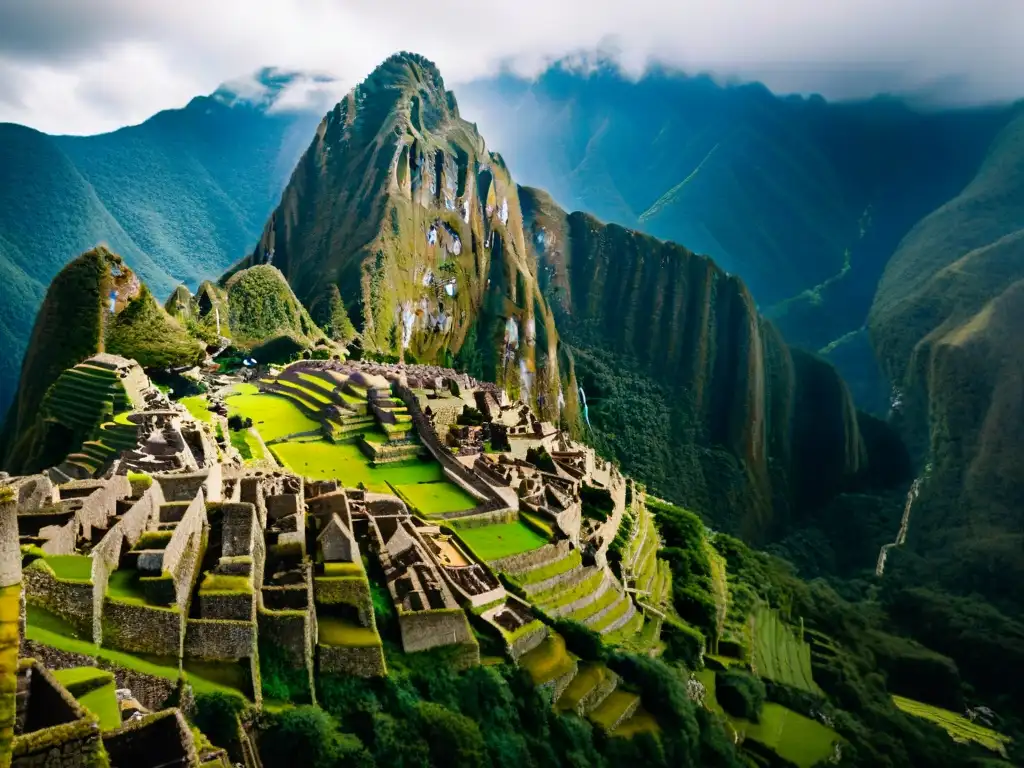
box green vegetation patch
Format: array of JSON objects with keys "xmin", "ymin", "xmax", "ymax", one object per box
[
  {"xmin": 519, "ymin": 632, "xmax": 574, "ymax": 685},
  {"xmin": 453, "ymin": 521, "xmax": 547, "ymax": 562},
  {"xmin": 613, "ymin": 706, "xmax": 660, "ymax": 737},
  {"xmin": 200, "ymin": 573, "xmax": 253, "ymax": 594},
  {"xmin": 589, "ymin": 690, "xmax": 638, "ymax": 731},
  {"xmin": 53, "ymin": 668, "xmax": 120, "ymax": 730},
  {"xmin": 225, "ymin": 390, "xmax": 319, "ymax": 442},
  {"xmin": 273, "ymin": 439, "xmax": 442, "ymax": 489},
  {"xmin": 134, "ymin": 530, "xmax": 174, "ymax": 550},
  {"xmin": 323, "ymin": 562, "xmax": 363, "ymax": 577},
  {"xmin": 393, "ymin": 480, "xmax": 477, "ymax": 516},
  {"xmin": 697, "ymin": 668, "xmax": 836, "ymax": 767},
  {"xmin": 556, "ymin": 662, "xmax": 605, "ymax": 712},
  {"xmin": 44, "ymin": 554, "xmax": 93, "ymax": 582},
  {"xmin": 751, "ymin": 604, "xmax": 819, "ymax": 693},
  {"xmin": 184, "ymin": 659, "xmax": 252, "ymax": 699},
  {"xmin": 892, "ymin": 695, "xmax": 1011, "ymax": 755},
  {"xmin": 518, "ymin": 549, "xmax": 582, "ymax": 586},
  {"xmin": 317, "ymin": 616, "xmax": 382, "ymax": 648},
  {"xmin": 180, "ymin": 395, "xmax": 213, "ymax": 423}
]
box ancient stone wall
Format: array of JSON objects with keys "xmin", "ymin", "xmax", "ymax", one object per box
[
  {"xmin": 23, "ymin": 562, "xmax": 93, "ymax": 637},
  {"xmin": 101, "ymin": 600, "xmax": 182, "ymax": 657},
  {"xmin": 394, "ymin": 383, "xmax": 509, "ymax": 506},
  {"xmin": 21, "ymin": 640, "xmax": 181, "ymax": 713},
  {"xmin": 0, "ymin": 500, "xmax": 21, "ymax": 588},
  {"xmin": 397, "ymin": 608, "xmax": 474, "ymax": 653},
  {"xmin": 257, "ymin": 610, "xmax": 309, "ymax": 668},
  {"xmin": 184, "ymin": 619, "xmax": 253, "ymax": 660},
  {"xmin": 509, "ymin": 623, "xmax": 548, "ymax": 661},
  {"xmin": 39, "ymin": 517, "xmax": 76, "ymax": 555},
  {"xmin": 446, "ymin": 508, "xmax": 517, "ymax": 529},
  {"xmin": 155, "ymin": 472, "xmax": 209, "ymax": 503},
  {"xmin": 219, "ymin": 503, "xmax": 257, "ymax": 558},
  {"xmin": 490, "ymin": 540, "xmax": 571, "ymax": 575},
  {"xmin": 199, "ymin": 592, "xmax": 253, "ymax": 622},
  {"xmin": 12, "ymin": 721, "xmax": 105, "ymax": 767},
  {"xmin": 71, "ymin": 476, "xmax": 130, "ymax": 539},
  {"xmin": 317, "ymin": 644, "xmax": 386, "ymax": 677},
  {"xmin": 161, "ymin": 491, "xmax": 205, "ymax": 579},
  {"xmin": 121, "ymin": 483, "xmax": 165, "ymax": 546}
]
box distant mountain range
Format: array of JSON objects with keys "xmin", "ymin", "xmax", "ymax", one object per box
[
  {"xmin": 0, "ymin": 72, "xmax": 322, "ymax": 410},
  {"xmin": 457, "ymin": 67, "xmax": 1019, "ymax": 411}
]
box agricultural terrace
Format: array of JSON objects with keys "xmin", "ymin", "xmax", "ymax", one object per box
[
  {"xmin": 751, "ymin": 604, "xmax": 819, "ymax": 694},
  {"xmin": 227, "ymin": 374, "xmax": 476, "ymax": 513},
  {"xmin": 696, "ymin": 669, "xmax": 838, "ymax": 768},
  {"xmin": 452, "ymin": 520, "xmax": 548, "ymax": 561},
  {"xmin": 224, "ymin": 383, "xmax": 318, "ymax": 441},
  {"xmin": 892, "ymin": 696, "xmax": 1011, "ymax": 756}
]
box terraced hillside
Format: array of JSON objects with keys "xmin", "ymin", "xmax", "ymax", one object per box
[{"xmin": 0, "ymin": 247, "xmax": 203, "ymax": 475}]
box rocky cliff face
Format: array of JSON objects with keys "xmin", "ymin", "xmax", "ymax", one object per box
[
  {"xmin": 869, "ymin": 110, "xmax": 1024, "ymax": 604},
  {"xmin": 229, "ymin": 53, "xmax": 566, "ymax": 418},
  {"xmin": 520, "ymin": 186, "xmax": 881, "ymax": 540}
]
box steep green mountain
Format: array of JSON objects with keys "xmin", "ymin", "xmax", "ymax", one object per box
[
  {"xmin": 869, "ymin": 109, "xmax": 1024, "ymax": 609},
  {"xmin": 227, "ymin": 53, "xmax": 567, "ymax": 417},
  {"xmin": 0, "ymin": 74, "xmax": 321, "ymax": 412},
  {"xmin": 519, "ymin": 187, "xmax": 900, "ymax": 541},
  {"xmin": 458, "ymin": 67, "xmax": 1014, "ymax": 410},
  {"xmin": 0, "ymin": 246, "xmax": 203, "ymax": 474}
]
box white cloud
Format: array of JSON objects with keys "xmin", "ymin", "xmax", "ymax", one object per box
[{"xmin": 0, "ymin": 0, "xmax": 1021, "ymax": 134}]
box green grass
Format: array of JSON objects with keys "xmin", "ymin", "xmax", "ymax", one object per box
[
  {"xmin": 589, "ymin": 690, "xmax": 638, "ymax": 730},
  {"xmin": 296, "ymin": 372, "xmax": 338, "ymax": 394},
  {"xmin": 534, "ymin": 570, "xmax": 603, "ymax": 610},
  {"xmin": 180, "ymin": 395, "xmax": 213, "ymax": 423},
  {"xmin": 520, "ymin": 511, "xmax": 554, "ymax": 538},
  {"xmin": 893, "ymin": 695, "xmax": 1011, "ymax": 755},
  {"xmin": 225, "ymin": 390, "xmax": 319, "ymax": 441},
  {"xmin": 614, "ymin": 706, "xmax": 660, "ymax": 737},
  {"xmin": 272, "ymin": 438, "xmax": 442, "ymax": 489},
  {"xmin": 135, "ymin": 531, "xmax": 173, "ymax": 550},
  {"xmin": 744, "ymin": 703, "xmax": 838, "ymax": 768},
  {"xmin": 394, "ymin": 480, "xmax": 477, "ymax": 516},
  {"xmin": 568, "ymin": 586, "xmax": 621, "ymax": 624},
  {"xmin": 272, "ymin": 378, "xmax": 333, "ymax": 406},
  {"xmin": 106, "ymin": 568, "xmax": 172, "ymax": 608},
  {"xmin": 556, "ymin": 662, "xmax": 606, "ymax": 712},
  {"xmin": 518, "ymin": 550, "xmax": 582, "ymax": 586},
  {"xmin": 696, "ymin": 669, "xmax": 837, "ymax": 767},
  {"xmin": 317, "ymin": 615, "xmax": 382, "ymax": 647},
  {"xmin": 183, "ymin": 659, "xmax": 251, "ymax": 699},
  {"xmin": 52, "ymin": 666, "xmax": 112, "ymax": 689},
  {"xmin": 590, "ymin": 594, "xmax": 632, "ymax": 632},
  {"xmin": 323, "ymin": 562, "xmax": 363, "ymax": 576},
  {"xmin": 519, "ymin": 632, "xmax": 574, "ymax": 685},
  {"xmin": 199, "ymin": 573, "xmax": 252, "ymax": 594},
  {"xmin": 53, "ymin": 667, "xmax": 121, "ymax": 730},
  {"xmin": 44, "ymin": 554, "xmax": 93, "ymax": 582},
  {"xmin": 751, "ymin": 605, "xmax": 818, "ymax": 693},
  {"xmin": 453, "ymin": 521, "xmax": 547, "ymax": 562}
]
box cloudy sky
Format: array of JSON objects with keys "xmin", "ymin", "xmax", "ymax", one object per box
[{"xmin": 0, "ymin": 0, "xmax": 1021, "ymax": 135}]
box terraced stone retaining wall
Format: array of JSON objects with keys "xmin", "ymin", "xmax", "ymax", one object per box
[
  {"xmin": 23, "ymin": 562, "xmax": 93, "ymax": 637},
  {"xmin": 318, "ymin": 644, "xmax": 386, "ymax": 677}
]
